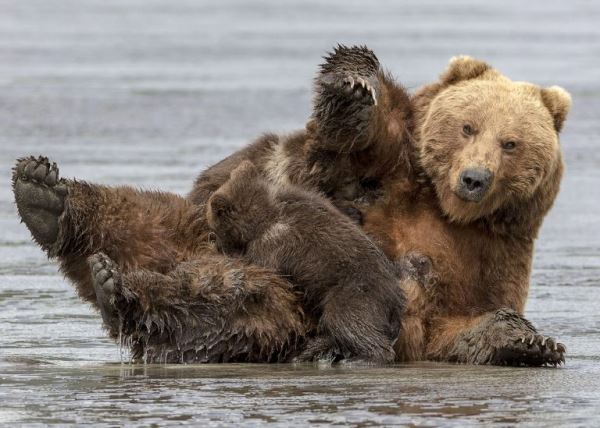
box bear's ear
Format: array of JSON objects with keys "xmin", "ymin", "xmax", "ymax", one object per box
[
  {"xmin": 440, "ymin": 55, "xmax": 492, "ymax": 85},
  {"xmin": 230, "ymin": 160, "xmax": 259, "ymax": 182},
  {"xmin": 540, "ymin": 86, "xmax": 572, "ymax": 132}
]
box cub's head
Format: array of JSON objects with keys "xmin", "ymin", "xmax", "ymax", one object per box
[
  {"xmin": 207, "ymin": 160, "xmax": 275, "ymax": 253},
  {"xmin": 416, "ymin": 56, "xmax": 571, "ymax": 226}
]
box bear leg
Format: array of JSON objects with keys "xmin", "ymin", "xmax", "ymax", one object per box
[
  {"xmin": 87, "ymin": 252, "xmax": 307, "ymax": 363},
  {"xmin": 313, "ymin": 286, "xmax": 403, "ymax": 364},
  {"xmin": 13, "ymin": 156, "xmax": 205, "ymax": 306}
]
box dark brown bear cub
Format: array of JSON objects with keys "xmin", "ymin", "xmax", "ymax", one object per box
[{"xmin": 206, "ymin": 160, "xmax": 406, "ymax": 363}]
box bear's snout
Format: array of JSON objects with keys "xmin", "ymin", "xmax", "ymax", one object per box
[{"xmin": 457, "ymin": 168, "xmax": 493, "ymax": 202}]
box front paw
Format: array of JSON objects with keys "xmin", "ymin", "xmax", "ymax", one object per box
[
  {"xmin": 317, "ymin": 45, "xmax": 380, "ymax": 106},
  {"xmin": 318, "ymin": 72, "xmax": 379, "ymax": 107},
  {"xmin": 451, "ymin": 308, "xmax": 567, "ymax": 367},
  {"xmin": 496, "ymin": 333, "xmax": 566, "ymax": 367},
  {"xmin": 312, "ymin": 45, "xmax": 381, "ymax": 151}
]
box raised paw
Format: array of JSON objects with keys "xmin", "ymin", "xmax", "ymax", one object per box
[
  {"xmin": 342, "ymin": 75, "xmax": 378, "ymax": 105},
  {"xmin": 318, "ymin": 71, "xmax": 379, "ymax": 107},
  {"xmin": 312, "ymin": 45, "xmax": 382, "ymax": 152},
  {"xmin": 318, "ymin": 45, "xmax": 380, "ymax": 104},
  {"xmin": 88, "ymin": 253, "xmax": 122, "ymax": 331},
  {"xmin": 13, "ymin": 156, "xmax": 68, "ymax": 252},
  {"xmin": 89, "ymin": 252, "xmax": 121, "ymax": 302}
]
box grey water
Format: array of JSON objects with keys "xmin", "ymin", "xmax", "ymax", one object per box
[{"xmin": 0, "ymin": 0, "xmax": 599, "ymax": 426}]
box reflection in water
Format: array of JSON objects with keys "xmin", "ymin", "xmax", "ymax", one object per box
[
  {"xmin": 0, "ymin": 0, "xmax": 599, "ymax": 425},
  {"xmin": 1, "ymin": 362, "xmax": 599, "ymax": 425}
]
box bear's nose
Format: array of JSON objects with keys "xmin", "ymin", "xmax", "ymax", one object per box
[{"xmin": 457, "ymin": 168, "xmax": 493, "ymax": 202}]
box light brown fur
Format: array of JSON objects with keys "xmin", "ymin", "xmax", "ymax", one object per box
[{"xmin": 361, "ymin": 56, "xmax": 570, "ymax": 363}]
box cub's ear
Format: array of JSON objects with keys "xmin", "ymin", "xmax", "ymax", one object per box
[
  {"xmin": 208, "ymin": 194, "xmax": 232, "ymax": 218},
  {"xmin": 230, "ymin": 160, "xmax": 259, "ymax": 182},
  {"xmin": 440, "ymin": 55, "xmax": 492, "ymax": 85},
  {"xmin": 540, "ymin": 86, "xmax": 572, "ymax": 132}
]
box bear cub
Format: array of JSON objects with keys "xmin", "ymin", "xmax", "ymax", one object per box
[{"xmin": 206, "ymin": 160, "xmax": 406, "ymax": 363}]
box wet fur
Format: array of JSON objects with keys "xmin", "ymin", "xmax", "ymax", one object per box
[
  {"xmin": 207, "ymin": 161, "xmax": 406, "ymax": 362},
  {"xmin": 12, "ymin": 47, "xmax": 568, "ymax": 366}
]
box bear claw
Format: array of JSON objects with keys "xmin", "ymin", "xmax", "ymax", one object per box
[
  {"xmin": 509, "ymin": 333, "xmax": 566, "ymax": 366},
  {"xmin": 342, "ymin": 74, "xmax": 377, "ymax": 105}
]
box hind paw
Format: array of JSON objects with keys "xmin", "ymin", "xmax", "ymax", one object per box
[
  {"xmin": 13, "ymin": 156, "xmax": 68, "ymax": 251},
  {"xmin": 88, "ymin": 253, "xmax": 122, "ymax": 331}
]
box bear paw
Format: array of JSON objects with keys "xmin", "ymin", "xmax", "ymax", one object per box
[
  {"xmin": 450, "ymin": 308, "xmax": 567, "ymax": 367},
  {"xmin": 497, "ymin": 333, "xmax": 566, "ymax": 367},
  {"xmin": 318, "ymin": 72, "xmax": 379, "ymax": 107},
  {"xmin": 317, "ymin": 44, "xmax": 380, "ymax": 107},
  {"xmin": 88, "ymin": 252, "xmax": 122, "ymax": 332},
  {"xmin": 13, "ymin": 156, "xmax": 68, "ymax": 253}
]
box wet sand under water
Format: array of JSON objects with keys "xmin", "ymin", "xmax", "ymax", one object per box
[{"xmin": 1, "ymin": 0, "xmax": 599, "ymax": 426}]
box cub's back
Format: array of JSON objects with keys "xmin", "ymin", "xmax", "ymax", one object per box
[{"xmin": 248, "ymin": 185, "xmax": 398, "ymax": 290}]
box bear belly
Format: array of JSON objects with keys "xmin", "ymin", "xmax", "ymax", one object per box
[{"xmin": 363, "ymin": 200, "xmax": 485, "ymax": 312}]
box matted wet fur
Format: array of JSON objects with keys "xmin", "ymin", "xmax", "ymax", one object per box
[
  {"xmin": 13, "ymin": 46, "xmax": 568, "ymax": 366},
  {"xmin": 206, "ymin": 160, "xmax": 406, "ymax": 363}
]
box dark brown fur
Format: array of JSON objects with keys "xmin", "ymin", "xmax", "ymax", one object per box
[{"xmin": 206, "ymin": 161, "xmax": 406, "ymax": 362}]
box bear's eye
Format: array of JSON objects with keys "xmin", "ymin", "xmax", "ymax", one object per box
[
  {"xmin": 462, "ymin": 124, "xmax": 474, "ymax": 136},
  {"xmin": 502, "ymin": 141, "xmax": 517, "ymax": 151}
]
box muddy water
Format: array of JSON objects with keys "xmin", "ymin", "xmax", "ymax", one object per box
[{"xmin": 1, "ymin": 0, "xmax": 599, "ymax": 426}]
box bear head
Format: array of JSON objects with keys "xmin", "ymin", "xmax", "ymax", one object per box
[
  {"xmin": 207, "ymin": 160, "xmax": 276, "ymax": 254},
  {"xmin": 414, "ymin": 56, "xmax": 572, "ymax": 228}
]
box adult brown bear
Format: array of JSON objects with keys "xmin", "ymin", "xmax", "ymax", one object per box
[{"xmin": 12, "ymin": 46, "xmax": 568, "ymax": 365}]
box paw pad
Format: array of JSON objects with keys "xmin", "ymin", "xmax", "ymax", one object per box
[
  {"xmin": 89, "ymin": 253, "xmax": 121, "ymax": 296},
  {"xmin": 14, "ymin": 155, "xmax": 67, "ymax": 194}
]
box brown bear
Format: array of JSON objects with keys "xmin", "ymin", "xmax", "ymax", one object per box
[
  {"xmin": 206, "ymin": 160, "xmax": 406, "ymax": 363},
  {"xmin": 12, "ymin": 46, "xmax": 569, "ymax": 366}
]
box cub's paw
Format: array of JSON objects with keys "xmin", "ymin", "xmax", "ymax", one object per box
[
  {"xmin": 395, "ymin": 252, "xmax": 439, "ymax": 289},
  {"xmin": 88, "ymin": 252, "xmax": 122, "ymax": 331},
  {"xmin": 13, "ymin": 156, "xmax": 68, "ymax": 252},
  {"xmin": 497, "ymin": 333, "xmax": 566, "ymax": 367}
]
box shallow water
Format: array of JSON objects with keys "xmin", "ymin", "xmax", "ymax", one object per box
[{"xmin": 0, "ymin": 0, "xmax": 599, "ymax": 426}]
